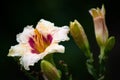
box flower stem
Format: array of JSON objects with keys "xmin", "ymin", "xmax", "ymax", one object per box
[
  {"xmin": 98, "ymin": 47, "xmax": 106, "ymax": 80},
  {"xmin": 85, "ymin": 50, "xmax": 98, "ymax": 80}
]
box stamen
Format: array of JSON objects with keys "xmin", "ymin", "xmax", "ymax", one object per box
[
  {"xmin": 34, "ymin": 29, "xmax": 45, "ymax": 53},
  {"xmin": 28, "ymin": 29, "xmax": 53, "ymax": 54}
]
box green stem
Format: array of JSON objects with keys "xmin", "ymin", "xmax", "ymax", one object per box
[
  {"xmin": 99, "ymin": 47, "xmax": 105, "ymax": 64},
  {"xmin": 98, "ymin": 47, "xmax": 106, "ymax": 80},
  {"xmin": 85, "ymin": 50, "xmax": 98, "ymax": 80}
]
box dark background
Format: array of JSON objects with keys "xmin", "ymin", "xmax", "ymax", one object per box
[{"xmin": 1, "ymin": 0, "xmax": 120, "ymax": 80}]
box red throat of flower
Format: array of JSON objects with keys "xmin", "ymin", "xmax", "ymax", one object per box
[{"xmin": 28, "ymin": 29, "xmax": 53, "ymax": 54}]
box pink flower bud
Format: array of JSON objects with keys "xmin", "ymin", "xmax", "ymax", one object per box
[{"xmin": 89, "ymin": 5, "xmax": 108, "ymax": 47}]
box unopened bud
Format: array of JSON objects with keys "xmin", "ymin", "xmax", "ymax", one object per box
[
  {"xmin": 41, "ymin": 60, "xmax": 61, "ymax": 80},
  {"xmin": 89, "ymin": 5, "xmax": 108, "ymax": 47},
  {"xmin": 70, "ymin": 20, "xmax": 90, "ymax": 53}
]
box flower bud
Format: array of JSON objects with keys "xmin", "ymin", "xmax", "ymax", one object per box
[
  {"xmin": 105, "ymin": 36, "xmax": 115, "ymax": 54},
  {"xmin": 70, "ymin": 20, "xmax": 90, "ymax": 53},
  {"xmin": 89, "ymin": 5, "xmax": 108, "ymax": 47},
  {"xmin": 41, "ymin": 60, "xmax": 61, "ymax": 80}
]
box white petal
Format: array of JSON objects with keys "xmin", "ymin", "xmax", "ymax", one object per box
[
  {"xmin": 8, "ymin": 44, "xmax": 30, "ymax": 57},
  {"xmin": 36, "ymin": 19, "xmax": 70, "ymax": 42},
  {"xmin": 52, "ymin": 26, "xmax": 70, "ymax": 43},
  {"xmin": 17, "ymin": 26, "xmax": 34, "ymax": 43},
  {"xmin": 44, "ymin": 44, "xmax": 65, "ymax": 54},
  {"xmin": 36, "ymin": 19, "xmax": 56, "ymax": 34},
  {"xmin": 39, "ymin": 19, "xmax": 55, "ymax": 28},
  {"xmin": 20, "ymin": 53, "xmax": 41, "ymax": 70}
]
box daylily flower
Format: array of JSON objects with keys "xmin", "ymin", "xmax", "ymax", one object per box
[
  {"xmin": 8, "ymin": 19, "xmax": 69, "ymax": 70},
  {"xmin": 89, "ymin": 5, "xmax": 108, "ymax": 47}
]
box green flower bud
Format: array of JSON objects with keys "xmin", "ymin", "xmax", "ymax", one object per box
[
  {"xmin": 89, "ymin": 5, "xmax": 108, "ymax": 47},
  {"xmin": 70, "ymin": 20, "xmax": 90, "ymax": 53},
  {"xmin": 41, "ymin": 60, "xmax": 61, "ymax": 80},
  {"xmin": 105, "ymin": 36, "xmax": 115, "ymax": 54}
]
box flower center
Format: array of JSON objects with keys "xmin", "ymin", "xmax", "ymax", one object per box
[{"xmin": 28, "ymin": 29, "xmax": 53, "ymax": 54}]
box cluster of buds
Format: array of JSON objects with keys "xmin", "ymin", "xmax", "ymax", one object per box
[{"xmin": 69, "ymin": 5, "xmax": 115, "ymax": 80}]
